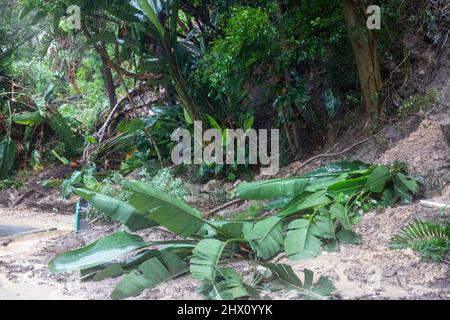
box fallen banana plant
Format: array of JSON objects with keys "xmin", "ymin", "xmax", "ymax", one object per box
[{"xmin": 49, "ymin": 160, "xmax": 419, "ymax": 299}]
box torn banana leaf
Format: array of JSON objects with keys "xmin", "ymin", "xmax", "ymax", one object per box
[{"xmin": 262, "ymin": 263, "xmax": 336, "ymax": 299}]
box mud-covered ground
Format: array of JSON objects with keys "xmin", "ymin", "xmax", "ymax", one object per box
[{"xmin": 0, "ymin": 201, "xmax": 449, "ymax": 300}]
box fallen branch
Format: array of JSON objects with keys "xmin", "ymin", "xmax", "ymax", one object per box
[
  {"xmin": 291, "ymin": 135, "xmax": 375, "ymax": 175},
  {"xmin": 10, "ymin": 189, "xmax": 35, "ymax": 208},
  {"xmin": 97, "ymin": 82, "xmax": 149, "ymax": 143},
  {"xmin": 205, "ymin": 199, "xmax": 243, "ymax": 218},
  {"xmin": 291, "ymin": 125, "xmax": 391, "ymax": 176},
  {"xmin": 82, "ymin": 82, "xmax": 160, "ymax": 160},
  {"xmin": 419, "ymin": 200, "xmax": 450, "ymax": 210}
]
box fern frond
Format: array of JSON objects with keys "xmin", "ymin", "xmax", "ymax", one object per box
[{"xmin": 390, "ymin": 220, "xmax": 450, "ymax": 262}]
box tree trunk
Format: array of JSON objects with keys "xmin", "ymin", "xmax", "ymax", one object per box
[
  {"xmin": 342, "ymin": 0, "xmax": 382, "ymax": 129},
  {"xmin": 101, "ymin": 56, "xmax": 117, "ymax": 109}
]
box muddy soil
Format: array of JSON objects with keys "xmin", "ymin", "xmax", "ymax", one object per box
[
  {"xmin": 1, "ymin": 200, "xmax": 448, "ymax": 300},
  {"xmin": 0, "ymin": 208, "xmax": 79, "ymax": 299}
]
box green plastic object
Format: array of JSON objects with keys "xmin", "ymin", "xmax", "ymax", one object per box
[{"xmin": 75, "ymin": 199, "xmax": 80, "ymax": 233}]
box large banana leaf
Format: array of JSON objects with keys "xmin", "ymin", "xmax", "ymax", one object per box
[
  {"xmin": 330, "ymin": 203, "xmax": 351, "ymax": 230},
  {"xmin": 236, "ymin": 177, "xmax": 309, "ymax": 200},
  {"xmin": 137, "ymin": 0, "xmax": 165, "ymax": 37},
  {"xmin": 12, "ymin": 111, "xmax": 44, "ymax": 126},
  {"xmin": 45, "ymin": 113, "xmax": 82, "ymax": 156},
  {"xmin": 278, "ymin": 190, "xmax": 329, "ymax": 217},
  {"xmin": 200, "ymin": 220, "xmax": 249, "ymax": 239},
  {"xmin": 190, "ymin": 239, "xmax": 227, "ymax": 283},
  {"xmin": 244, "ymin": 216, "xmax": 283, "ymax": 260},
  {"xmin": 365, "ymin": 165, "xmax": 390, "ymax": 193},
  {"xmin": 49, "ymin": 231, "xmax": 147, "ymax": 273},
  {"xmin": 304, "ymin": 160, "xmax": 369, "ymax": 177},
  {"xmin": 314, "ymin": 212, "xmax": 336, "ymax": 239},
  {"xmin": 304, "ymin": 174, "xmax": 349, "ymax": 192},
  {"xmin": 0, "ymin": 138, "xmax": 16, "ymax": 179},
  {"xmin": 190, "ymin": 239, "xmax": 248, "ymax": 300},
  {"xmin": 81, "ymin": 250, "xmax": 161, "ymax": 281},
  {"xmin": 284, "ymin": 218, "xmax": 323, "ymax": 260},
  {"xmin": 236, "ymin": 161, "xmax": 370, "ymax": 201},
  {"xmin": 262, "ymin": 263, "xmax": 336, "ymax": 299},
  {"xmin": 127, "ymin": 181, "xmax": 206, "ymax": 237},
  {"xmin": 200, "ymin": 267, "xmax": 249, "ymax": 300},
  {"xmin": 111, "ymin": 251, "xmax": 189, "ymax": 300},
  {"xmin": 326, "ymin": 176, "xmax": 369, "ymax": 198},
  {"xmin": 74, "ymin": 188, "xmax": 157, "ymax": 232}
]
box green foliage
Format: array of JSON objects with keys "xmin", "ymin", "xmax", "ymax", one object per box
[
  {"xmin": 60, "ymin": 165, "xmax": 97, "ymax": 199},
  {"xmin": 192, "ymin": 6, "xmax": 280, "ymax": 118},
  {"xmin": 0, "ymin": 138, "xmax": 16, "ymax": 179},
  {"xmin": 0, "ymin": 179, "xmax": 22, "ymax": 191},
  {"xmin": 191, "ymin": 113, "xmax": 255, "ymax": 182},
  {"xmin": 141, "ymin": 167, "xmax": 187, "ymax": 200},
  {"xmin": 48, "ymin": 231, "xmax": 148, "ymax": 273},
  {"xmin": 397, "ymin": 90, "xmax": 440, "ymax": 118},
  {"xmin": 190, "ymin": 239, "xmax": 229, "ymax": 287},
  {"xmin": 46, "ymin": 112, "xmax": 83, "ymax": 156},
  {"xmin": 1, "ymin": 91, "xmax": 83, "ymax": 175},
  {"xmin": 82, "ymin": 167, "xmax": 187, "ymax": 219},
  {"xmin": 58, "ymin": 52, "xmax": 111, "ymax": 131},
  {"xmin": 111, "ymin": 251, "xmax": 189, "ymax": 300},
  {"xmin": 10, "ymin": 57, "xmax": 58, "ymax": 94},
  {"xmin": 13, "ymin": 0, "xmax": 445, "ymax": 301},
  {"xmin": 243, "ymin": 216, "xmax": 283, "ymax": 260},
  {"xmin": 262, "ymin": 263, "xmax": 336, "ymax": 300},
  {"xmin": 238, "ymin": 160, "xmax": 420, "ymax": 260},
  {"xmin": 390, "ymin": 220, "xmax": 450, "ymax": 262},
  {"xmin": 74, "ymin": 188, "xmax": 157, "ymax": 232},
  {"xmin": 127, "ymin": 180, "xmax": 206, "ymax": 238},
  {"xmin": 197, "ymin": 267, "xmax": 250, "ymax": 300}
]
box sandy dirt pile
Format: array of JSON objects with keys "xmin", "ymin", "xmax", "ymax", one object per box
[
  {"xmin": 378, "ymin": 119, "xmax": 450, "ymax": 195},
  {"xmin": 378, "ymin": 119, "xmax": 450, "ymax": 175}
]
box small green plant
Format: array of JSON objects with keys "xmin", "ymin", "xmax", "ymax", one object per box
[
  {"xmin": 85, "ymin": 171, "xmax": 130, "ymax": 220},
  {"xmin": 0, "ymin": 179, "xmax": 22, "ymax": 190},
  {"xmin": 192, "ymin": 114, "xmax": 255, "ymax": 182},
  {"xmin": 390, "ymin": 220, "xmax": 450, "ymax": 262},
  {"xmin": 397, "ymin": 89, "xmax": 440, "ymax": 117},
  {"xmin": 61, "ymin": 165, "xmax": 98, "ymax": 199},
  {"xmin": 140, "ymin": 167, "xmax": 187, "ymax": 201}
]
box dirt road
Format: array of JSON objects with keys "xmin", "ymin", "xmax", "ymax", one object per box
[{"xmin": 0, "ymin": 208, "xmax": 82, "ymax": 300}]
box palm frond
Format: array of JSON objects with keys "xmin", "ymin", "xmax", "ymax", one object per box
[{"xmin": 390, "ymin": 220, "xmax": 450, "ymax": 262}]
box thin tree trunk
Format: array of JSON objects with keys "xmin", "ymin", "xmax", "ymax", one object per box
[
  {"xmin": 342, "ymin": 0, "xmax": 382, "ymax": 129},
  {"xmin": 100, "ymin": 46, "xmax": 117, "ymax": 109}
]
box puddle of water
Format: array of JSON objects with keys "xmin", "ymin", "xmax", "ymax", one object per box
[{"xmin": 0, "ymin": 224, "xmax": 38, "ymax": 237}]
